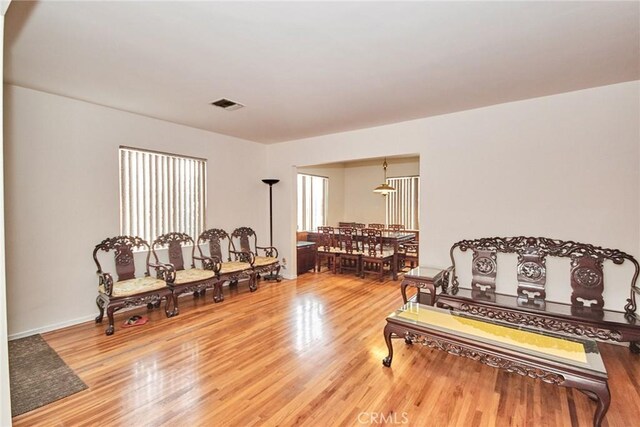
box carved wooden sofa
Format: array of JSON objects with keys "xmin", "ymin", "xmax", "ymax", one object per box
[
  {"xmin": 93, "ymin": 236, "xmax": 177, "ymax": 335},
  {"xmin": 151, "ymin": 232, "xmax": 222, "ymax": 312},
  {"xmin": 230, "ymin": 227, "xmax": 281, "ymax": 282},
  {"xmin": 434, "ymin": 237, "xmax": 640, "ymax": 353},
  {"xmin": 198, "ymin": 228, "xmax": 257, "ymax": 301}
]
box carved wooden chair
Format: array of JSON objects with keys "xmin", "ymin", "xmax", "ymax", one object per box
[
  {"xmin": 398, "ymin": 242, "xmax": 419, "ymax": 270},
  {"xmin": 151, "ymin": 232, "xmax": 221, "ymax": 311},
  {"xmin": 368, "ymin": 223, "xmax": 385, "ymax": 230},
  {"xmin": 315, "ymin": 227, "xmax": 340, "ymax": 273},
  {"xmin": 230, "ymin": 227, "xmax": 281, "ymax": 282},
  {"xmin": 336, "ymin": 227, "xmax": 362, "ymax": 276},
  {"xmin": 388, "ymin": 224, "xmax": 405, "ymax": 232},
  {"xmin": 198, "ymin": 228, "xmax": 256, "ymax": 301},
  {"xmin": 361, "ymin": 228, "xmax": 395, "ymax": 281},
  {"xmin": 93, "ymin": 236, "xmax": 177, "ymax": 335}
]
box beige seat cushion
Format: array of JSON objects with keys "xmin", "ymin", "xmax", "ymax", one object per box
[
  {"xmin": 99, "ymin": 276, "xmax": 167, "ymax": 298},
  {"xmin": 363, "ymin": 249, "xmax": 395, "ymax": 258},
  {"xmin": 220, "ymin": 261, "xmax": 252, "ymax": 274},
  {"xmin": 254, "ymin": 256, "xmax": 278, "ymax": 267},
  {"xmin": 333, "ymin": 249, "xmax": 365, "ymax": 255},
  {"xmin": 174, "ymin": 268, "xmax": 216, "ymax": 284}
]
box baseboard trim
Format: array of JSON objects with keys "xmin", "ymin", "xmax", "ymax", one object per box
[
  {"xmin": 8, "ymin": 314, "xmax": 96, "ymax": 341},
  {"xmin": 8, "ymin": 277, "xmax": 293, "ymax": 340}
]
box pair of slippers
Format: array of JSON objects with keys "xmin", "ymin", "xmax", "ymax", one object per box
[{"xmin": 122, "ymin": 315, "xmax": 149, "ymax": 328}]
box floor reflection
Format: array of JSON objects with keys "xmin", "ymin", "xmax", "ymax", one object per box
[
  {"xmin": 127, "ymin": 343, "xmax": 201, "ymax": 412},
  {"xmin": 294, "ymin": 298, "xmax": 326, "ymax": 352}
]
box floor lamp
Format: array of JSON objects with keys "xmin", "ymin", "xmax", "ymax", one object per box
[{"xmin": 262, "ymin": 178, "xmax": 280, "ymax": 281}]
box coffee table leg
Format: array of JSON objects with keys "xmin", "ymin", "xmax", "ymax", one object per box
[
  {"xmin": 590, "ymin": 381, "xmax": 611, "ymax": 427},
  {"xmin": 382, "ymin": 323, "xmax": 395, "ymax": 367},
  {"xmin": 400, "ymin": 279, "xmax": 409, "ymax": 304}
]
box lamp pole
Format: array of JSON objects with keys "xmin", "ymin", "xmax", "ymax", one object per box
[{"xmin": 262, "ymin": 179, "xmax": 279, "ymax": 280}]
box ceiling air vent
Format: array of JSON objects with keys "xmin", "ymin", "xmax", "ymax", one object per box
[{"xmin": 210, "ymin": 98, "xmax": 245, "ymax": 111}]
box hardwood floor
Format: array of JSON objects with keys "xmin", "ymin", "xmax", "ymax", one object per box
[{"xmin": 12, "ymin": 272, "xmax": 640, "ymax": 426}]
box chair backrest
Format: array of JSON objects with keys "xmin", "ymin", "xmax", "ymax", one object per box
[
  {"xmin": 317, "ymin": 232, "xmax": 333, "ymax": 251},
  {"xmin": 368, "ymin": 223, "xmax": 385, "ymax": 230},
  {"xmin": 318, "ymin": 226, "xmax": 337, "ymax": 248},
  {"xmin": 388, "ymin": 224, "xmax": 405, "ymax": 232},
  {"xmin": 231, "ymin": 227, "xmax": 258, "ymax": 254},
  {"xmin": 93, "ymin": 236, "xmax": 151, "ymax": 281},
  {"xmin": 449, "ymin": 236, "xmax": 640, "ymax": 314},
  {"xmin": 338, "ymin": 227, "xmax": 360, "ymax": 254},
  {"xmin": 338, "ymin": 222, "xmax": 356, "ymax": 228},
  {"xmin": 362, "ymin": 228, "xmax": 382, "ymax": 256},
  {"xmin": 353, "ymin": 223, "xmax": 366, "ymax": 229},
  {"xmin": 152, "ymin": 232, "xmax": 196, "ymax": 271},
  {"xmin": 198, "ymin": 228, "xmax": 232, "ymax": 262}
]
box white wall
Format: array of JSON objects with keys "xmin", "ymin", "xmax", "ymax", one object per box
[
  {"xmin": 342, "ymin": 157, "xmax": 419, "ymax": 225},
  {"xmin": 0, "ymin": 4, "xmax": 13, "ymax": 424},
  {"xmin": 4, "ymin": 85, "xmax": 268, "ymax": 338},
  {"xmin": 267, "ymin": 81, "xmax": 640, "ymax": 311}
]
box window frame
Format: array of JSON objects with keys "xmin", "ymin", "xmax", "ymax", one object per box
[
  {"xmin": 118, "ymin": 146, "xmax": 207, "ymax": 246},
  {"xmin": 385, "ymin": 175, "xmax": 420, "ymax": 230},
  {"xmin": 297, "ymin": 173, "xmax": 329, "ymax": 232}
]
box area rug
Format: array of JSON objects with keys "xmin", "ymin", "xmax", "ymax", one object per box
[{"xmin": 9, "ymin": 334, "xmax": 88, "ymax": 417}]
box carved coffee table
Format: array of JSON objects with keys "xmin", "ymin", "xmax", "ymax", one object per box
[{"xmin": 382, "ymin": 302, "xmax": 610, "ymax": 427}]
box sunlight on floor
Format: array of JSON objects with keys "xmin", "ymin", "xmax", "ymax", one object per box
[{"xmin": 294, "ymin": 298, "xmax": 325, "ymax": 352}]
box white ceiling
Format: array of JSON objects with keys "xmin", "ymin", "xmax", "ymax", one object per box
[{"xmin": 4, "ymin": 1, "xmax": 639, "ymax": 144}]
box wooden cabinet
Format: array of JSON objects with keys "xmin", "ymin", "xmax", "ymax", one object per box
[{"xmin": 297, "ymin": 241, "xmax": 317, "ymax": 275}]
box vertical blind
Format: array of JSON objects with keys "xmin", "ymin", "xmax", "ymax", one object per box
[
  {"xmin": 297, "ymin": 174, "xmax": 328, "ymax": 231},
  {"xmin": 386, "ymin": 176, "xmax": 419, "ymax": 229},
  {"xmin": 119, "ymin": 147, "xmax": 207, "ymax": 244}
]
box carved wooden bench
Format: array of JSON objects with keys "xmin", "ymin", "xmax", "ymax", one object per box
[
  {"xmin": 434, "ymin": 237, "xmax": 640, "ymax": 353},
  {"xmin": 93, "ymin": 236, "xmax": 177, "ymax": 335}
]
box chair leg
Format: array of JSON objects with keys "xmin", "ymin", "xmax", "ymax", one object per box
[
  {"xmin": 249, "ymin": 274, "xmax": 258, "ymax": 292},
  {"xmin": 106, "ymin": 305, "xmax": 116, "ymax": 336},
  {"xmin": 213, "ymin": 281, "xmax": 224, "ymax": 303},
  {"xmin": 275, "ymin": 265, "xmax": 282, "ymax": 282},
  {"xmin": 95, "ymin": 296, "xmax": 105, "ymax": 324},
  {"xmin": 166, "ymin": 293, "xmax": 178, "ymax": 317}
]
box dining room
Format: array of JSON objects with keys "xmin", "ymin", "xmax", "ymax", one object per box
[{"xmin": 296, "ymin": 155, "xmax": 420, "ymax": 280}]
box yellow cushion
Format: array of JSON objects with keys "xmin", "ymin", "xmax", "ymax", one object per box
[
  {"xmin": 333, "ymin": 249, "xmax": 365, "ymax": 255},
  {"xmin": 174, "ymin": 268, "xmax": 216, "ymax": 284},
  {"xmin": 364, "ymin": 249, "xmax": 395, "ymax": 258},
  {"xmin": 254, "ymin": 256, "xmax": 278, "ymax": 267},
  {"xmin": 220, "ymin": 261, "xmax": 252, "ymax": 274},
  {"xmin": 99, "ymin": 276, "xmax": 167, "ymax": 298}
]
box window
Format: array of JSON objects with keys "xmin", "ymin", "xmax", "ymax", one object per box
[
  {"xmin": 386, "ymin": 176, "xmax": 419, "ymax": 230},
  {"xmin": 119, "ymin": 147, "xmax": 207, "ymax": 244},
  {"xmin": 297, "ymin": 174, "xmax": 328, "ymax": 231}
]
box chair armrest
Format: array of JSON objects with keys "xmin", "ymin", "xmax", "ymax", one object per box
[
  {"xmin": 193, "ymin": 255, "xmax": 221, "ymax": 274},
  {"xmin": 434, "ymin": 266, "xmax": 453, "ymax": 292},
  {"xmin": 149, "ymin": 262, "xmax": 176, "ymax": 284},
  {"xmin": 230, "ymin": 250, "xmax": 255, "ymax": 267},
  {"xmin": 257, "ymin": 245, "xmax": 279, "ymax": 258},
  {"xmin": 97, "ymin": 271, "xmax": 114, "ymax": 297}
]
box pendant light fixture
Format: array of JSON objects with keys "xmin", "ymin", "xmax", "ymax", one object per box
[{"xmin": 373, "ymin": 158, "xmax": 396, "ymax": 196}]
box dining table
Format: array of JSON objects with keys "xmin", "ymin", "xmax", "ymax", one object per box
[{"xmin": 306, "ymin": 229, "xmax": 417, "ymax": 280}]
